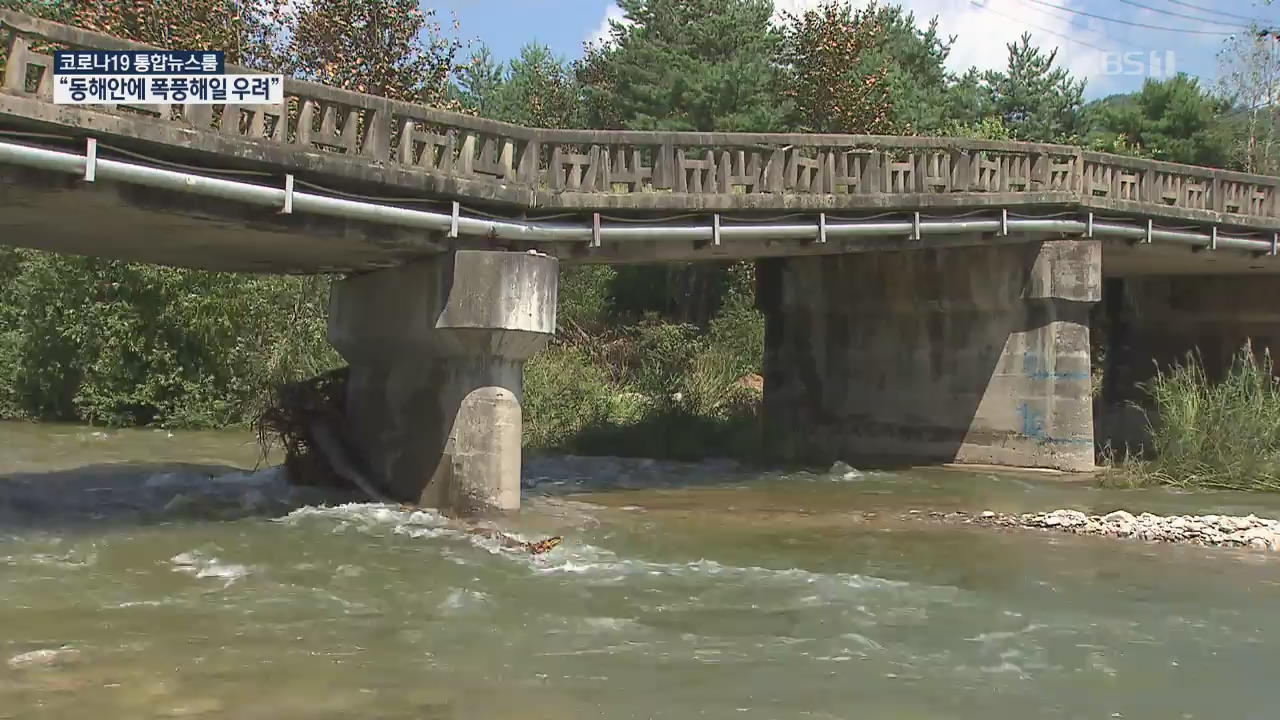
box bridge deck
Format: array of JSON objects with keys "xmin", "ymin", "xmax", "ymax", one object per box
[{"xmin": 3, "ymin": 10, "xmax": 1280, "ymax": 274}]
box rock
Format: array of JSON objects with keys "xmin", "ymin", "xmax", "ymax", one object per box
[
  {"xmin": 1239, "ymin": 528, "xmax": 1280, "ymax": 551},
  {"xmin": 1041, "ymin": 509, "xmax": 1088, "ymax": 528},
  {"xmin": 162, "ymin": 493, "xmax": 200, "ymax": 514},
  {"xmin": 1226, "ymin": 515, "xmax": 1254, "ymax": 531},
  {"xmin": 1103, "ymin": 510, "xmax": 1135, "ymax": 524},
  {"xmin": 1101, "ymin": 510, "xmax": 1137, "ymax": 535},
  {"xmin": 980, "ymin": 510, "xmax": 996, "ymax": 519},
  {"xmin": 828, "ymin": 461, "xmax": 863, "ymax": 480}
]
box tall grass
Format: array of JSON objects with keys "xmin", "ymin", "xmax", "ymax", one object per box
[{"xmin": 1102, "ymin": 341, "xmax": 1280, "ymax": 491}]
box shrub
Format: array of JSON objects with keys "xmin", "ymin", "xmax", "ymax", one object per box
[
  {"xmin": 1100, "ymin": 342, "xmax": 1280, "ymax": 491},
  {"xmin": 557, "ymin": 265, "xmax": 616, "ymax": 332},
  {"xmin": 522, "ymin": 342, "xmax": 615, "ymax": 449},
  {"xmin": 0, "ymin": 249, "xmax": 338, "ymax": 428}
]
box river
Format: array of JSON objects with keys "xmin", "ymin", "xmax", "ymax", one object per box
[{"xmin": 3, "ymin": 420, "xmax": 1280, "ymax": 719}]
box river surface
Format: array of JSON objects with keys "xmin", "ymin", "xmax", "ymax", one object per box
[{"xmin": 3, "ymin": 420, "xmax": 1280, "ymax": 719}]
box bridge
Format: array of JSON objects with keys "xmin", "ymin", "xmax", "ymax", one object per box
[{"xmin": 4, "ymin": 11, "xmax": 1280, "ymax": 514}]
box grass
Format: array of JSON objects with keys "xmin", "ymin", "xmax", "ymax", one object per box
[{"xmin": 1100, "ymin": 341, "xmax": 1280, "ymax": 492}]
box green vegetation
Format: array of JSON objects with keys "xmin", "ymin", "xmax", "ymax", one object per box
[
  {"xmin": 1101, "ymin": 344, "xmax": 1280, "ymax": 492},
  {"xmin": 524, "ymin": 319, "xmax": 761, "ymax": 460},
  {"xmin": 0, "ymin": 249, "xmax": 337, "ymax": 428},
  {"xmin": 3, "ymin": 0, "xmax": 1280, "ymax": 472},
  {"xmin": 1084, "ymin": 75, "xmax": 1232, "ymax": 166}
]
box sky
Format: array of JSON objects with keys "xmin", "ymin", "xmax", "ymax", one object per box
[{"xmin": 427, "ymin": 0, "xmax": 1280, "ymax": 100}]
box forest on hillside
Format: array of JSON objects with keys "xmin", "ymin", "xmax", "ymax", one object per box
[{"xmin": 1, "ymin": 0, "xmax": 1278, "ymax": 459}]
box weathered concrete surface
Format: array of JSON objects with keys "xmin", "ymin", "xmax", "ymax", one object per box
[
  {"xmin": 759, "ymin": 237, "xmax": 1101, "ymax": 472},
  {"xmin": 328, "ymin": 250, "xmax": 558, "ymax": 514},
  {"xmin": 1111, "ymin": 275, "xmax": 1280, "ymax": 382},
  {"xmin": 0, "ymin": 164, "xmax": 449, "ymax": 273}
]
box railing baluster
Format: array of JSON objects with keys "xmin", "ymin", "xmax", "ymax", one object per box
[{"xmin": 3, "ymin": 31, "xmax": 28, "ymax": 92}]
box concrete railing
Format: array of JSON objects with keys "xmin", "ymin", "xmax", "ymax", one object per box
[{"xmin": 2, "ymin": 9, "xmax": 1279, "ymax": 229}]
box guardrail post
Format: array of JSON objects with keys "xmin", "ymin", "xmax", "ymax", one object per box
[{"xmin": 82, "ymin": 138, "xmax": 96, "ymax": 182}]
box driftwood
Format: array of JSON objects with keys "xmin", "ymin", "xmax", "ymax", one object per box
[{"xmin": 256, "ymin": 367, "xmax": 362, "ymax": 492}]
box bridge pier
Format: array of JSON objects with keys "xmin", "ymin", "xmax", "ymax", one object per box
[
  {"xmin": 327, "ymin": 250, "xmax": 558, "ymax": 515},
  {"xmin": 759, "ymin": 238, "xmax": 1101, "ymax": 472}
]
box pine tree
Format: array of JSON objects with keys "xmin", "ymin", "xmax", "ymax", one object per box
[
  {"xmin": 496, "ymin": 44, "xmax": 583, "ymax": 129},
  {"xmin": 454, "ymin": 45, "xmax": 506, "ymax": 118},
  {"xmin": 860, "ymin": 3, "xmax": 954, "ymax": 134},
  {"xmin": 1086, "ymin": 75, "xmax": 1231, "ymax": 167},
  {"xmin": 982, "ymin": 33, "xmax": 1086, "ymax": 143},
  {"xmin": 576, "ymin": 0, "xmax": 788, "ymax": 132}
]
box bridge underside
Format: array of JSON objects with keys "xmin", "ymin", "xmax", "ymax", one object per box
[{"xmin": 0, "ymin": 164, "xmax": 446, "ymax": 273}]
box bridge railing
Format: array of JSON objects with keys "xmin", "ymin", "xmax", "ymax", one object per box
[{"xmin": 2, "ymin": 9, "xmax": 1278, "ymax": 224}]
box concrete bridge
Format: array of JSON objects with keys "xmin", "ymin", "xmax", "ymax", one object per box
[{"xmin": 4, "ymin": 11, "xmax": 1280, "ymax": 514}]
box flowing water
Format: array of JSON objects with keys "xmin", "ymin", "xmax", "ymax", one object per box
[{"xmin": 3, "ymin": 420, "xmax": 1280, "ymax": 719}]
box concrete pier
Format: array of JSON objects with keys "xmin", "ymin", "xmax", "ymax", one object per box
[
  {"xmin": 759, "ymin": 238, "xmax": 1101, "ymax": 472},
  {"xmin": 327, "ymin": 250, "xmax": 558, "ymax": 515}
]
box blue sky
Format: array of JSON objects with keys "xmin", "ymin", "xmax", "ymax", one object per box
[{"xmin": 428, "ymin": 0, "xmax": 1280, "ymax": 100}]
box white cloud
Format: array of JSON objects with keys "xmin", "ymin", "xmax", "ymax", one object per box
[
  {"xmin": 586, "ymin": 3, "xmax": 630, "ymax": 47},
  {"xmin": 584, "ymin": 0, "xmax": 1229, "ymax": 95},
  {"xmin": 774, "ymin": 0, "xmax": 1107, "ymax": 78}
]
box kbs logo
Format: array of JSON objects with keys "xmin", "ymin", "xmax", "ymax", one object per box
[{"xmin": 1101, "ymin": 50, "xmax": 1177, "ymax": 78}]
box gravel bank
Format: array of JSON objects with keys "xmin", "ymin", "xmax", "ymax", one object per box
[{"xmin": 916, "ymin": 508, "xmax": 1280, "ymax": 550}]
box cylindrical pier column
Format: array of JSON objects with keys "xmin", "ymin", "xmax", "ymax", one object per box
[{"xmin": 328, "ymin": 250, "xmax": 558, "ymax": 515}]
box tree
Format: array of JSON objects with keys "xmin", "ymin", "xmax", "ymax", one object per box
[
  {"xmin": 0, "ymin": 0, "xmax": 464, "ymax": 428},
  {"xmin": 861, "ymin": 2, "xmax": 955, "ymax": 134},
  {"xmin": 576, "ymin": 0, "xmax": 788, "ymax": 132},
  {"xmin": 0, "ymin": 0, "xmax": 74, "ymax": 23},
  {"xmin": 284, "ymin": 0, "xmax": 460, "ymax": 103},
  {"xmin": 1217, "ymin": 28, "xmax": 1280, "ymax": 174},
  {"xmin": 73, "ymin": 0, "xmax": 280, "ymax": 68},
  {"xmin": 454, "ymin": 45, "xmax": 505, "ymax": 117},
  {"xmin": 2, "ymin": 0, "xmax": 281, "ymax": 68},
  {"xmin": 982, "ymin": 33, "xmax": 1086, "ymax": 143},
  {"xmin": 778, "ymin": 1, "xmax": 895, "ymax": 134},
  {"xmin": 492, "ymin": 43, "xmax": 583, "ymax": 129},
  {"xmin": 1085, "ymin": 75, "xmax": 1231, "ymax": 167},
  {"xmin": 576, "ymin": 0, "xmax": 790, "ymax": 326}
]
